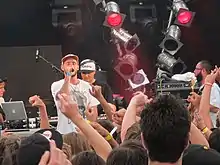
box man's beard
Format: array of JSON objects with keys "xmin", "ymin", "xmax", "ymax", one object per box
[
  {"xmin": 196, "ymin": 72, "xmax": 203, "ymax": 83},
  {"xmin": 71, "ymin": 71, "xmax": 77, "ymax": 77}
]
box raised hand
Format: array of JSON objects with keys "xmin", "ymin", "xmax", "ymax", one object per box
[
  {"xmin": 85, "ymin": 106, "xmax": 98, "ymax": 122},
  {"xmin": 112, "ymin": 108, "xmax": 126, "ymax": 125},
  {"xmin": 29, "ymin": 95, "xmax": 46, "ymax": 108},
  {"xmin": 130, "ymin": 92, "xmax": 152, "ymax": 115},
  {"xmin": 57, "ymin": 93, "xmax": 79, "ymax": 119},
  {"xmin": 205, "ymin": 67, "xmax": 219, "ymax": 85},
  {"xmin": 187, "ymin": 92, "xmax": 201, "ymax": 108},
  {"xmin": 89, "ymin": 85, "xmax": 102, "ymax": 99},
  {"xmin": 130, "ymin": 92, "xmax": 152, "ymax": 107}
]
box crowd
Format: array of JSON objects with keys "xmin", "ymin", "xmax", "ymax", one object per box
[{"xmin": 1, "ymin": 55, "xmax": 220, "ymax": 165}]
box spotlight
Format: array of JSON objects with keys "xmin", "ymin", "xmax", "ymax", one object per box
[
  {"xmin": 52, "ymin": 8, "xmax": 82, "ymax": 27},
  {"xmin": 112, "ymin": 28, "xmax": 140, "ymax": 52},
  {"xmin": 159, "ymin": 25, "xmax": 183, "ymax": 55},
  {"xmin": 103, "ymin": 1, "xmax": 126, "ymax": 28},
  {"xmin": 137, "ymin": 17, "xmax": 158, "ymax": 37},
  {"xmin": 173, "ymin": 0, "xmax": 195, "ymax": 27},
  {"xmin": 114, "ymin": 53, "xmax": 138, "ymax": 80},
  {"xmin": 157, "ymin": 52, "xmax": 187, "ymax": 74},
  {"xmin": 128, "ymin": 69, "xmax": 150, "ymax": 89}
]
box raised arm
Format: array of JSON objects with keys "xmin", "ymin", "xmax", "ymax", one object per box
[
  {"xmin": 29, "ymin": 95, "xmax": 50, "ymax": 129},
  {"xmin": 58, "ymin": 93, "xmax": 112, "ymax": 161},
  {"xmin": 90, "ymin": 85, "xmax": 114, "ymax": 121},
  {"xmin": 199, "ymin": 69, "xmax": 219, "ymax": 129},
  {"xmin": 121, "ymin": 92, "xmax": 152, "ymax": 142}
]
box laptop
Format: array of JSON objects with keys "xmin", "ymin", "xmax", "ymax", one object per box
[{"xmin": 1, "ymin": 101, "xmax": 28, "ymax": 121}]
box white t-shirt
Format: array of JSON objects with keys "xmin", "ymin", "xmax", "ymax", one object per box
[
  {"xmin": 0, "ymin": 97, "xmax": 5, "ymax": 108},
  {"xmin": 51, "ymin": 79, "xmax": 99, "ymax": 134},
  {"xmin": 210, "ymin": 83, "xmax": 220, "ymax": 127}
]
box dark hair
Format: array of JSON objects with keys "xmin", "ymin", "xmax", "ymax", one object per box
[
  {"xmin": 0, "ymin": 135, "xmax": 21, "ymax": 165},
  {"xmin": 199, "ymin": 60, "xmax": 213, "ymax": 74},
  {"xmin": 140, "ymin": 94, "xmax": 190, "ymax": 163},
  {"xmin": 71, "ymin": 151, "xmax": 105, "ymax": 165},
  {"xmin": 106, "ymin": 140, "xmax": 148, "ymax": 165},
  {"xmin": 97, "ymin": 119, "xmax": 117, "ymax": 139},
  {"xmin": 63, "ymin": 132, "xmax": 91, "ymax": 156},
  {"xmin": 209, "ymin": 128, "xmax": 220, "ymax": 153},
  {"xmin": 124, "ymin": 122, "xmax": 141, "ymax": 141}
]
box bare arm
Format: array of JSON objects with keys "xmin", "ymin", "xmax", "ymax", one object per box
[
  {"xmin": 90, "ymin": 85, "xmax": 114, "ymax": 121},
  {"xmin": 121, "ymin": 92, "xmax": 151, "ymax": 142},
  {"xmin": 58, "ymin": 94, "xmax": 112, "ymax": 161},
  {"xmin": 121, "ymin": 103, "xmax": 137, "ymax": 142},
  {"xmin": 58, "ymin": 78, "xmax": 70, "ymax": 95},
  {"xmin": 71, "ymin": 115, "xmax": 112, "ymax": 161},
  {"xmin": 29, "ymin": 95, "xmax": 50, "ymax": 129},
  {"xmin": 199, "ymin": 84, "xmax": 214, "ymax": 129},
  {"xmin": 189, "ymin": 123, "xmax": 209, "ymax": 147},
  {"xmin": 0, "ymin": 114, "xmax": 4, "ymax": 123},
  {"xmin": 199, "ymin": 70, "xmax": 219, "ymax": 129},
  {"xmin": 96, "ymin": 95, "xmax": 114, "ymax": 121},
  {"xmin": 38, "ymin": 105, "xmax": 50, "ymax": 129}
]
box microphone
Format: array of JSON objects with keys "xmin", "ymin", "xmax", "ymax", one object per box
[
  {"xmin": 35, "ymin": 49, "xmax": 39, "ymax": 62},
  {"xmin": 66, "ymin": 68, "xmax": 74, "ymax": 76}
]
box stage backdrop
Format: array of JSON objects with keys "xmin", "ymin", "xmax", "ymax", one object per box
[{"xmin": 0, "ymin": 45, "xmax": 62, "ymax": 104}]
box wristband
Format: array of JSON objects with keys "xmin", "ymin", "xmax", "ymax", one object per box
[
  {"xmin": 105, "ymin": 134, "xmax": 113, "ymax": 141},
  {"xmin": 204, "ymin": 83, "xmax": 213, "ymax": 87},
  {"xmin": 86, "ymin": 120, "xmax": 91, "ymax": 124},
  {"xmin": 201, "ymin": 127, "xmax": 209, "ymax": 134}
]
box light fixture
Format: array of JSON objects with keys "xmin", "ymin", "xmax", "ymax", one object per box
[
  {"xmin": 128, "ymin": 69, "xmax": 150, "ymax": 89},
  {"xmin": 52, "ymin": 9, "xmax": 82, "ymax": 26},
  {"xmin": 114, "ymin": 53, "xmax": 138, "ymax": 80},
  {"xmin": 112, "ymin": 28, "xmax": 140, "ymax": 52},
  {"xmin": 157, "ymin": 52, "xmax": 187, "ymax": 74},
  {"xmin": 103, "ymin": 1, "xmax": 126, "ymax": 29},
  {"xmin": 172, "ymin": 0, "xmax": 195, "ymax": 27},
  {"xmin": 159, "ymin": 25, "xmax": 183, "ymax": 55}
]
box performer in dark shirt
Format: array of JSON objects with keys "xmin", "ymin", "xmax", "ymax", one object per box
[{"xmin": 80, "ymin": 59, "xmax": 114, "ymax": 115}]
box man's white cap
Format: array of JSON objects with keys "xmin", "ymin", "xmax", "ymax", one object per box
[{"xmin": 80, "ymin": 59, "xmax": 96, "ymax": 72}]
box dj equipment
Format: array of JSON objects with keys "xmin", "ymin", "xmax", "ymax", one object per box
[{"xmin": 155, "ymin": 81, "xmax": 200, "ymax": 100}]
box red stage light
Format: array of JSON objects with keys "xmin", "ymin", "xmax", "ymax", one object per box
[
  {"xmin": 107, "ymin": 13, "xmax": 122, "ymax": 27},
  {"xmin": 177, "ymin": 10, "xmax": 192, "ymax": 24},
  {"xmin": 119, "ymin": 63, "xmax": 134, "ymax": 76}
]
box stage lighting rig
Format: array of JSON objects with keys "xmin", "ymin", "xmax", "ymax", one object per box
[
  {"xmin": 114, "ymin": 53, "xmax": 138, "ymax": 81},
  {"xmin": 157, "ymin": 52, "xmax": 186, "ymax": 74},
  {"xmin": 112, "ymin": 28, "xmax": 140, "ymax": 52},
  {"xmin": 128, "ymin": 69, "xmax": 150, "ymax": 90},
  {"xmin": 103, "ymin": 1, "xmax": 126, "ymax": 29},
  {"xmin": 172, "ymin": 0, "xmax": 195, "ymax": 27},
  {"xmin": 159, "ymin": 25, "xmax": 183, "ymax": 55}
]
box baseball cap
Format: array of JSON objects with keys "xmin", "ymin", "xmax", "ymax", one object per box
[
  {"xmin": 183, "ymin": 144, "xmax": 220, "ymax": 165},
  {"xmin": 80, "ymin": 59, "xmax": 96, "ymax": 73},
  {"xmin": 61, "ymin": 54, "xmax": 79, "ymax": 64},
  {"xmin": 17, "ymin": 129, "xmax": 63, "ymax": 165}
]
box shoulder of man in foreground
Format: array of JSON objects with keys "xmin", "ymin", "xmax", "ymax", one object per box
[
  {"xmin": 79, "ymin": 79, "xmax": 92, "ymax": 87},
  {"xmin": 183, "ymin": 144, "xmax": 220, "ymax": 165},
  {"xmin": 51, "ymin": 79, "xmax": 64, "ymax": 89}
]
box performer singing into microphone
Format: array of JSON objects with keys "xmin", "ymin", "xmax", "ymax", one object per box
[{"xmin": 51, "ymin": 54, "xmax": 100, "ymax": 134}]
